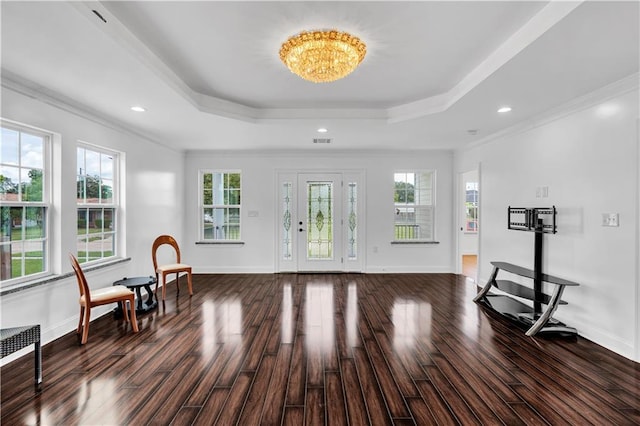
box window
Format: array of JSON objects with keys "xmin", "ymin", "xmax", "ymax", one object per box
[
  {"xmin": 281, "ymin": 182, "xmax": 293, "ymax": 259},
  {"xmin": 201, "ymin": 171, "xmax": 241, "ymax": 240},
  {"xmin": 0, "ymin": 123, "xmax": 49, "ymax": 283},
  {"xmin": 465, "ymin": 181, "xmax": 478, "ymax": 232},
  {"xmin": 76, "ymin": 145, "xmax": 118, "ymax": 263},
  {"xmin": 394, "ymin": 171, "xmax": 435, "ymax": 241}
]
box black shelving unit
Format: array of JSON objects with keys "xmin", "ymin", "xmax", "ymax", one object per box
[{"xmin": 474, "ymin": 206, "xmax": 579, "ymax": 336}]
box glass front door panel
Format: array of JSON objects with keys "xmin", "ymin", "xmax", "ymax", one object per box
[{"xmin": 306, "ymin": 182, "xmax": 333, "ymax": 260}]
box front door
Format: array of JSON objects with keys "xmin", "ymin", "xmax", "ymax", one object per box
[
  {"xmin": 297, "ymin": 173, "xmax": 343, "ymax": 271},
  {"xmin": 277, "ymin": 171, "xmax": 363, "ymax": 272}
]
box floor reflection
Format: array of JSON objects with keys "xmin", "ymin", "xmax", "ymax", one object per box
[
  {"xmin": 305, "ymin": 283, "xmax": 334, "ymax": 354},
  {"xmin": 282, "ymin": 283, "xmax": 293, "ymax": 344},
  {"xmin": 392, "ymin": 299, "xmax": 432, "ymax": 351},
  {"xmin": 201, "ymin": 300, "xmax": 217, "ymax": 359},
  {"xmin": 462, "ymin": 278, "xmax": 480, "ymax": 340},
  {"xmin": 346, "ymin": 282, "xmax": 358, "ymax": 348},
  {"xmin": 200, "ymin": 298, "xmax": 243, "ymax": 358},
  {"xmin": 75, "ymin": 378, "xmax": 119, "ymax": 425}
]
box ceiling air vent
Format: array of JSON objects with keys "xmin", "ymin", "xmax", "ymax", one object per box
[{"xmin": 313, "ymin": 138, "xmax": 332, "ymax": 144}]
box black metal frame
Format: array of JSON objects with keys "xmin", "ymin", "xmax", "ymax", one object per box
[
  {"xmin": 0, "ymin": 325, "xmax": 42, "ymax": 389},
  {"xmin": 507, "ymin": 206, "xmax": 556, "ymax": 234},
  {"xmin": 508, "ymin": 206, "xmax": 556, "ymax": 313},
  {"xmin": 474, "ymin": 206, "xmax": 577, "ymax": 336}
]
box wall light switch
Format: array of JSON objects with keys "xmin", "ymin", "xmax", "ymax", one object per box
[{"xmin": 602, "ymin": 213, "xmax": 619, "ymax": 227}]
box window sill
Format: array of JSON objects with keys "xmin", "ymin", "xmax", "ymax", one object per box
[
  {"xmin": 0, "ymin": 257, "xmax": 131, "ymax": 297},
  {"xmin": 391, "ymin": 240, "xmax": 440, "ymax": 245},
  {"xmin": 196, "ymin": 241, "xmax": 245, "ymax": 245}
]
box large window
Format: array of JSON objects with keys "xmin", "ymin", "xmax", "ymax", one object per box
[
  {"xmin": 76, "ymin": 145, "xmax": 118, "ymax": 263},
  {"xmin": 394, "ymin": 171, "xmax": 435, "ymax": 241},
  {"xmin": 0, "ymin": 124, "xmax": 49, "ymax": 283},
  {"xmin": 201, "ymin": 171, "xmax": 241, "ymax": 241}
]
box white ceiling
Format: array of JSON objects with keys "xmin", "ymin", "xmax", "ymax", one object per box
[{"xmin": 1, "ymin": 1, "xmax": 638, "ymax": 152}]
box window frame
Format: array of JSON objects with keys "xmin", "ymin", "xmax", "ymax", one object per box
[
  {"xmin": 0, "ymin": 121, "xmax": 51, "ymax": 287},
  {"xmin": 465, "ymin": 181, "xmax": 479, "ymax": 233},
  {"xmin": 393, "ymin": 170, "xmax": 436, "ymax": 242},
  {"xmin": 76, "ymin": 142, "xmax": 120, "ymax": 265},
  {"xmin": 199, "ymin": 170, "xmax": 242, "ymax": 242}
]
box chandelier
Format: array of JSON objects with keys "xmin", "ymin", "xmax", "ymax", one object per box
[{"xmin": 279, "ymin": 30, "xmax": 367, "ymax": 83}]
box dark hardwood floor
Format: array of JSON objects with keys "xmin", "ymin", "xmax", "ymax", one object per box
[{"xmin": 2, "ymin": 273, "xmax": 639, "ymax": 425}]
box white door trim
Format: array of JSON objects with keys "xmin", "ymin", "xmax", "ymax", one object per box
[{"xmin": 275, "ymin": 170, "xmax": 364, "ymax": 273}]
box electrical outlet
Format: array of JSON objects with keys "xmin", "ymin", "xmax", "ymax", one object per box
[{"xmin": 602, "ymin": 213, "xmax": 619, "ymax": 227}]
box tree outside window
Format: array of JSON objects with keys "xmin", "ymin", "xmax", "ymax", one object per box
[
  {"xmin": 76, "ymin": 145, "xmax": 118, "ymax": 263},
  {"xmin": 201, "ymin": 171, "xmax": 241, "ymax": 241},
  {"xmin": 394, "ymin": 171, "xmax": 435, "ymax": 241},
  {"xmin": 0, "ymin": 125, "xmax": 48, "ymax": 283}
]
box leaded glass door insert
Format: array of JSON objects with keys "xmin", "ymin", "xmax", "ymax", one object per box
[
  {"xmin": 297, "ymin": 174, "xmax": 343, "ymax": 271},
  {"xmin": 307, "ymin": 182, "xmax": 333, "ymax": 259}
]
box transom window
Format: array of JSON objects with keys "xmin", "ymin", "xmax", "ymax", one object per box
[
  {"xmin": 76, "ymin": 145, "xmax": 118, "ymax": 263},
  {"xmin": 0, "ymin": 123, "xmax": 49, "ymax": 284},
  {"xmin": 394, "ymin": 171, "xmax": 435, "ymax": 241},
  {"xmin": 200, "ymin": 171, "xmax": 241, "ymax": 241}
]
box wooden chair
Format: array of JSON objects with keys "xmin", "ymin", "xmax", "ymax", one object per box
[
  {"xmin": 69, "ymin": 254, "xmax": 139, "ymax": 344},
  {"xmin": 152, "ymin": 235, "xmax": 193, "ymax": 301}
]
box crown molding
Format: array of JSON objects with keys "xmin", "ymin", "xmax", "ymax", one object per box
[
  {"xmin": 185, "ymin": 148, "xmax": 454, "ymax": 158},
  {"xmin": 73, "ymin": 1, "xmax": 582, "ymax": 124},
  {"xmin": 458, "ymin": 72, "xmax": 640, "ymax": 154},
  {"xmin": 387, "ymin": 1, "xmax": 582, "ymax": 123},
  {"xmin": 1, "ymin": 69, "xmax": 177, "ymax": 152}
]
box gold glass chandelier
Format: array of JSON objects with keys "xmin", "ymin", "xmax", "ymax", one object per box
[{"xmin": 279, "ymin": 30, "xmax": 367, "ymax": 83}]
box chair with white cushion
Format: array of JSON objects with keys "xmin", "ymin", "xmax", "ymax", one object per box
[
  {"xmin": 69, "ymin": 254, "xmax": 139, "ymax": 345},
  {"xmin": 151, "ymin": 235, "xmax": 193, "ymax": 301}
]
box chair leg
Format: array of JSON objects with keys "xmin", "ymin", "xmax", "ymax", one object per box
[
  {"xmin": 187, "ymin": 271, "xmax": 193, "ymax": 296},
  {"xmin": 77, "ymin": 306, "xmax": 85, "ymax": 334},
  {"xmin": 81, "ymin": 306, "xmax": 91, "ymax": 344},
  {"xmin": 176, "ymin": 272, "xmax": 180, "ymax": 294},
  {"xmin": 122, "ymin": 299, "xmax": 130, "ymax": 323},
  {"xmin": 129, "ymin": 297, "xmax": 139, "ymax": 333},
  {"xmin": 161, "ymin": 274, "xmax": 166, "ymax": 301},
  {"xmin": 154, "ymin": 274, "xmax": 160, "ymax": 300}
]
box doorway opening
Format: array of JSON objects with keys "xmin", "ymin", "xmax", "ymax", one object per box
[{"xmin": 458, "ymin": 169, "xmax": 479, "ymax": 281}]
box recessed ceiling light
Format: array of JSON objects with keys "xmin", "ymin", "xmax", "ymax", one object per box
[
  {"xmin": 130, "ymin": 106, "xmax": 146, "ymax": 112},
  {"xmin": 497, "ymin": 106, "xmax": 512, "ymax": 113},
  {"xmin": 317, "ymin": 128, "xmax": 328, "ymax": 133}
]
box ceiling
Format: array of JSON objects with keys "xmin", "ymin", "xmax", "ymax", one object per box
[{"xmin": 1, "ymin": 1, "xmax": 638, "ymax": 152}]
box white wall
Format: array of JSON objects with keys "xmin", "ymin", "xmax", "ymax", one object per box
[
  {"xmin": 6, "ymin": 76, "xmax": 637, "ymax": 363},
  {"xmin": 183, "ymin": 150, "xmax": 454, "ymax": 273},
  {"xmin": 0, "ymin": 88, "xmax": 184, "ymax": 359},
  {"xmin": 455, "ymin": 84, "xmax": 640, "ymax": 361}
]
